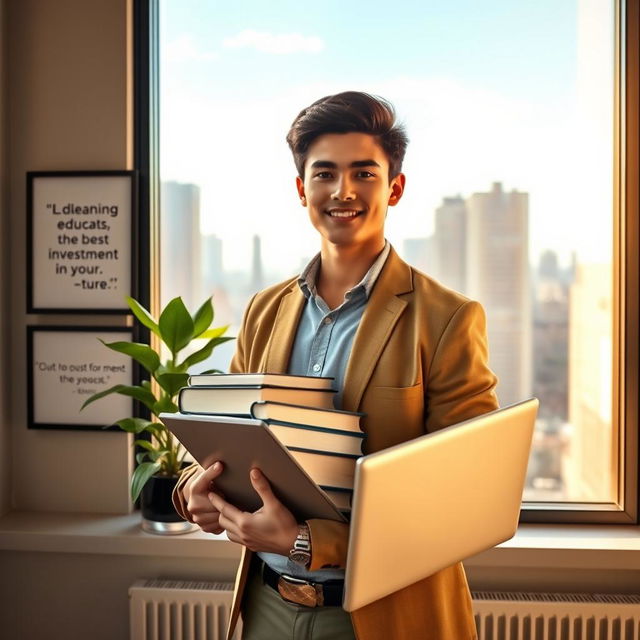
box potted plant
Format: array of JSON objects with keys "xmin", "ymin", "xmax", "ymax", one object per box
[{"xmin": 82, "ymin": 295, "xmax": 234, "ymax": 534}]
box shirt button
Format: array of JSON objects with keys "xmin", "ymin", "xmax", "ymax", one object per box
[
  {"xmin": 324, "ymin": 317, "xmax": 333, "ymax": 325},
  {"xmin": 312, "ymin": 363, "xmax": 321, "ymax": 373}
]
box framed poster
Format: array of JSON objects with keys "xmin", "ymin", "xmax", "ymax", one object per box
[
  {"xmin": 27, "ymin": 326, "xmax": 135, "ymax": 430},
  {"xmin": 27, "ymin": 170, "xmax": 138, "ymax": 314}
]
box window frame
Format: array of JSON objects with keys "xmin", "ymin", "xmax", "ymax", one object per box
[{"xmin": 521, "ymin": 0, "xmax": 639, "ymax": 524}]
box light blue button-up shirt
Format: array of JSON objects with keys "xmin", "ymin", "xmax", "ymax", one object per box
[
  {"xmin": 288, "ymin": 240, "xmax": 391, "ymax": 409},
  {"xmin": 257, "ymin": 240, "xmax": 391, "ymax": 582}
]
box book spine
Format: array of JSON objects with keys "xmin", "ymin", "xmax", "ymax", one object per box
[
  {"xmin": 176, "ymin": 409, "xmax": 253, "ymax": 418},
  {"xmin": 319, "ymin": 485, "xmax": 353, "ymax": 493},
  {"xmin": 261, "ymin": 419, "xmax": 365, "ymax": 438},
  {"xmin": 177, "ymin": 387, "xmax": 187, "ymax": 413},
  {"xmin": 286, "ymin": 445, "xmax": 361, "ymax": 460},
  {"xmin": 319, "ymin": 484, "xmax": 354, "ymax": 493}
]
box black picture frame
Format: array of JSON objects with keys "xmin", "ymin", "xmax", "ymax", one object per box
[
  {"xmin": 27, "ymin": 326, "xmax": 135, "ymax": 431},
  {"xmin": 27, "ymin": 170, "xmax": 138, "ymax": 314}
]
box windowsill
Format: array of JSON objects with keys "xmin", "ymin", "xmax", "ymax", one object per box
[
  {"xmin": 0, "ymin": 510, "xmax": 241, "ymax": 560},
  {"xmin": 0, "ymin": 510, "xmax": 639, "ymax": 570}
]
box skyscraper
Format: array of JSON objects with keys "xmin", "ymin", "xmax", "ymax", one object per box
[
  {"xmin": 465, "ymin": 182, "xmax": 531, "ymax": 406},
  {"xmin": 250, "ymin": 234, "xmax": 264, "ymax": 294},
  {"xmin": 433, "ymin": 196, "xmax": 467, "ymax": 293},
  {"xmin": 160, "ymin": 181, "xmax": 201, "ymax": 311}
]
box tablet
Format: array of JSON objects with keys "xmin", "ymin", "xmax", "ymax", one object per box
[{"xmin": 161, "ymin": 413, "xmax": 347, "ymax": 523}]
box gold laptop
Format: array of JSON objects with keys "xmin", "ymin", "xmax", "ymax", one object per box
[{"xmin": 342, "ymin": 398, "xmax": 538, "ymax": 611}]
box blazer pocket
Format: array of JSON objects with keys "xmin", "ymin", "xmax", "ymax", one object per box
[
  {"xmin": 372, "ymin": 382, "xmax": 422, "ymax": 400},
  {"xmin": 364, "ymin": 383, "xmax": 425, "ymax": 450}
]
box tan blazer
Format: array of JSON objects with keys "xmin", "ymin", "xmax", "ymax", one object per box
[{"xmin": 173, "ymin": 246, "xmax": 498, "ymax": 640}]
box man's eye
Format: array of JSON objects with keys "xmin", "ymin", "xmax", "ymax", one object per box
[
  {"xmin": 357, "ymin": 171, "xmax": 375, "ymax": 178},
  {"xmin": 315, "ymin": 171, "xmax": 332, "ymax": 179}
]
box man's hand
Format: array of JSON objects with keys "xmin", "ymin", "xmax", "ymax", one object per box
[
  {"xmin": 184, "ymin": 461, "xmax": 226, "ymax": 534},
  {"xmin": 208, "ymin": 468, "xmax": 299, "ymax": 555}
]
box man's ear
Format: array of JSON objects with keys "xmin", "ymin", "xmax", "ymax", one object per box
[
  {"xmin": 295, "ymin": 176, "xmax": 307, "ymax": 206},
  {"xmin": 388, "ymin": 173, "xmax": 406, "ymax": 206}
]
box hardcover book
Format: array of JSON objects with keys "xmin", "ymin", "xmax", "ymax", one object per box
[{"xmin": 178, "ymin": 385, "xmax": 336, "ymax": 415}]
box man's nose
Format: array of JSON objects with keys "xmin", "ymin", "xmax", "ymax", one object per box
[{"xmin": 331, "ymin": 176, "xmax": 356, "ymax": 200}]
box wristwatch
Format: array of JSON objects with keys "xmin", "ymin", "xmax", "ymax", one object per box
[{"xmin": 288, "ymin": 523, "xmax": 311, "ymax": 568}]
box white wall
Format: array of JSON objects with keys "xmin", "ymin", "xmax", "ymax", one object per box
[{"xmin": 6, "ymin": 0, "xmax": 133, "ymax": 514}]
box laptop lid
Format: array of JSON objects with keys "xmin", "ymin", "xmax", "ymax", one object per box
[{"xmin": 342, "ymin": 398, "xmax": 538, "ymax": 612}]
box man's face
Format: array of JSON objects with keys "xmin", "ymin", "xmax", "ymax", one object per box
[{"xmin": 296, "ymin": 132, "xmax": 405, "ymax": 252}]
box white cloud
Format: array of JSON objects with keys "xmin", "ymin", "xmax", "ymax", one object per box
[
  {"xmin": 222, "ymin": 29, "xmax": 324, "ymax": 55},
  {"xmin": 163, "ymin": 35, "xmax": 219, "ymax": 63}
]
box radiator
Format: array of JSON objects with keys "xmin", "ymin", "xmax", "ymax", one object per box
[
  {"xmin": 129, "ymin": 578, "xmax": 242, "ymax": 640},
  {"xmin": 472, "ymin": 591, "xmax": 640, "ymax": 640},
  {"xmin": 129, "ymin": 581, "xmax": 640, "ymax": 640}
]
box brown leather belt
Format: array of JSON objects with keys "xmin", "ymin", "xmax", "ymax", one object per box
[{"xmin": 261, "ymin": 561, "xmax": 344, "ymax": 607}]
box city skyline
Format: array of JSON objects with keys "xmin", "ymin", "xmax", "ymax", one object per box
[
  {"xmin": 161, "ymin": 177, "xmax": 606, "ymax": 286},
  {"xmin": 160, "ymin": 174, "xmax": 618, "ymax": 502}
]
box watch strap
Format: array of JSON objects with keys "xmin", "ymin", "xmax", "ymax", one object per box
[{"xmin": 289, "ymin": 523, "xmax": 312, "ymax": 567}]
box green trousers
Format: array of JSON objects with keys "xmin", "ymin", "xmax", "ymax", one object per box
[{"xmin": 240, "ymin": 561, "xmax": 356, "ymax": 640}]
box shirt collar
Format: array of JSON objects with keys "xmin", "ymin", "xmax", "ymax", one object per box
[{"xmin": 297, "ymin": 240, "xmax": 391, "ymax": 301}]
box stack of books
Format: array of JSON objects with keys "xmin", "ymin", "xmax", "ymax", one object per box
[{"xmin": 176, "ymin": 373, "xmax": 366, "ymax": 512}]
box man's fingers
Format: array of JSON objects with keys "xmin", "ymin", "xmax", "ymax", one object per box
[
  {"xmin": 190, "ymin": 461, "xmax": 224, "ymax": 493},
  {"xmin": 191, "ymin": 511, "xmax": 220, "ymax": 527},
  {"xmin": 249, "ymin": 468, "xmax": 276, "ymax": 507},
  {"xmin": 208, "ymin": 491, "xmax": 244, "ymax": 521}
]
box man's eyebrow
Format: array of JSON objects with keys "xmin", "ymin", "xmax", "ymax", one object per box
[
  {"xmin": 351, "ymin": 159, "xmax": 381, "ymax": 168},
  {"xmin": 309, "ymin": 159, "xmax": 381, "ymax": 169},
  {"xmin": 309, "ymin": 161, "xmax": 337, "ymax": 169}
]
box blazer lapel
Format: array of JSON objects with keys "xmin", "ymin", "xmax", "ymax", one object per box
[
  {"xmin": 264, "ymin": 284, "xmax": 306, "ymax": 373},
  {"xmin": 342, "ymin": 248, "xmax": 413, "ymax": 413}
]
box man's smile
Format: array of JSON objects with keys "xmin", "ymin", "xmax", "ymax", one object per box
[{"xmin": 325, "ymin": 208, "xmax": 364, "ymax": 219}]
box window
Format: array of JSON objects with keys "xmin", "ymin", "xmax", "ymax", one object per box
[{"xmin": 155, "ymin": 0, "xmax": 639, "ymax": 521}]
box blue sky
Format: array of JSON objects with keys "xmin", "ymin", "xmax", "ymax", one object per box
[
  {"xmin": 159, "ymin": 0, "xmax": 613, "ymax": 274},
  {"xmin": 161, "ymin": 0, "xmax": 577, "ymax": 103}
]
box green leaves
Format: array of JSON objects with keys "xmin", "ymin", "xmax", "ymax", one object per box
[
  {"xmin": 126, "ymin": 297, "xmax": 160, "ymax": 336},
  {"xmin": 180, "ymin": 334, "xmax": 234, "ymax": 369},
  {"xmin": 131, "ymin": 461, "xmax": 162, "ymax": 502},
  {"xmin": 115, "ymin": 418, "xmax": 162, "ymax": 435},
  {"xmin": 199, "ymin": 325, "xmax": 230, "ymax": 340},
  {"xmin": 81, "ymin": 384, "xmax": 157, "ymax": 412},
  {"xmin": 155, "ymin": 372, "xmax": 190, "ymax": 397},
  {"xmin": 192, "ymin": 298, "xmax": 214, "ymax": 338},
  {"xmin": 101, "ymin": 340, "xmax": 161, "ymax": 374},
  {"xmin": 159, "ymin": 297, "xmax": 194, "ymax": 356},
  {"xmin": 84, "ymin": 294, "xmax": 236, "ymax": 500}
]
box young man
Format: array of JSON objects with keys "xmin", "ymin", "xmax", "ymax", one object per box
[{"xmin": 173, "ymin": 91, "xmax": 498, "ymax": 640}]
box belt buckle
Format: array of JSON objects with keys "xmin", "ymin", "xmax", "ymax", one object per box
[{"xmin": 277, "ymin": 574, "xmax": 324, "ymax": 607}]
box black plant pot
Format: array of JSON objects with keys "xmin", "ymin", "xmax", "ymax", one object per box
[{"xmin": 140, "ymin": 473, "xmax": 197, "ymax": 535}]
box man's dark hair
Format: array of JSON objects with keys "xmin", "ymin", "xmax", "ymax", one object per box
[{"xmin": 286, "ymin": 91, "xmax": 408, "ymax": 181}]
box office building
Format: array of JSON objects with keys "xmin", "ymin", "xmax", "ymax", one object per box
[
  {"xmin": 433, "ymin": 195, "xmax": 467, "ymax": 293},
  {"xmin": 465, "ymin": 182, "xmax": 532, "ymax": 406},
  {"xmin": 160, "ymin": 180, "xmax": 201, "ymax": 311},
  {"xmin": 250, "ymin": 234, "xmax": 264, "ymax": 294}
]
